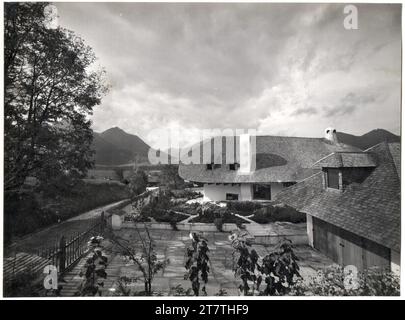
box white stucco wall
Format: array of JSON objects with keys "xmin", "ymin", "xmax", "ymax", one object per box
[
  {"xmin": 270, "ymin": 182, "xmax": 284, "ymax": 199},
  {"xmin": 203, "ymin": 183, "xmax": 254, "ymax": 201},
  {"xmin": 203, "ymin": 182, "xmax": 286, "ymax": 201},
  {"xmin": 203, "ymin": 184, "xmax": 241, "ymax": 201},
  {"xmin": 391, "ymin": 250, "xmax": 400, "ymax": 276},
  {"xmin": 240, "ymin": 184, "xmax": 253, "ymax": 200},
  {"xmin": 306, "ymin": 214, "xmax": 314, "ymax": 247}
]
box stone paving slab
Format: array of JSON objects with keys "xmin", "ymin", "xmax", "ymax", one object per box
[{"xmin": 59, "ymin": 229, "xmax": 335, "ymax": 297}]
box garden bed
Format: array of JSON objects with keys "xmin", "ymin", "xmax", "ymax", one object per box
[
  {"xmin": 170, "ymin": 202, "xmax": 201, "ymax": 215},
  {"xmin": 226, "ymin": 201, "xmax": 268, "ymax": 216},
  {"xmin": 124, "ymin": 210, "xmax": 188, "ymax": 223},
  {"xmin": 151, "ymin": 210, "xmax": 189, "ymax": 223},
  {"xmin": 250, "ymin": 204, "xmax": 306, "ymax": 224}
]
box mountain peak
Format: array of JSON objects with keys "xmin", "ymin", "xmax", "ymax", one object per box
[
  {"xmin": 102, "ymin": 126, "xmax": 126, "ymax": 134},
  {"xmin": 92, "ymin": 126, "xmax": 151, "ymax": 165},
  {"xmin": 337, "ymin": 129, "xmax": 399, "ymax": 150}
]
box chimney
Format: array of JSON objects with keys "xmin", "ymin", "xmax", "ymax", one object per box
[{"xmin": 325, "ymin": 127, "xmax": 338, "ymax": 143}]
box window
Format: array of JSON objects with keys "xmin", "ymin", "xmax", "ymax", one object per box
[
  {"xmin": 229, "ymin": 163, "xmax": 236, "ymax": 170},
  {"xmin": 226, "ymin": 193, "xmax": 239, "ymax": 200},
  {"xmin": 206, "ymin": 163, "xmax": 221, "ymax": 170},
  {"xmin": 253, "ymin": 184, "xmax": 271, "ymax": 200},
  {"xmin": 283, "ymin": 182, "xmax": 296, "ymax": 188},
  {"xmin": 327, "ymin": 168, "xmax": 340, "ymax": 189}
]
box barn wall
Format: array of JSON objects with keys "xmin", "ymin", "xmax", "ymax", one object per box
[{"xmin": 312, "ymin": 216, "xmax": 391, "ymax": 271}]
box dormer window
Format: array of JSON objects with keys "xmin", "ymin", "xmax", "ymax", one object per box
[{"xmin": 326, "ymin": 168, "xmax": 340, "ymax": 189}]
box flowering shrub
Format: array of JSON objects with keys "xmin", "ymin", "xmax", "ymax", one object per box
[{"xmin": 290, "ymin": 266, "xmax": 400, "ymax": 296}]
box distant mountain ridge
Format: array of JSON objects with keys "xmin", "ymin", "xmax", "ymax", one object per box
[
  {"xmin": 92, "ymin": 127, "xmax": 151, "ymax": 165},
  {"xmin": 337, "ymin": 129, "xmax": 400, "ymax": 150},
  {"xmin": 91, "ymin": 127, "xmax": 400, "ymax": 166}
]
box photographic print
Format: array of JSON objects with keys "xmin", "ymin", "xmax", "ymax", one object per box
[{"xmin": 2, "ymin": 1, "xmax": 402, "ymax": 298}]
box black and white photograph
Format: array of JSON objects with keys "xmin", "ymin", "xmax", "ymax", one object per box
[{"xmin": 1, "ymin": 1, "xmax": 402, "ymax": 299}]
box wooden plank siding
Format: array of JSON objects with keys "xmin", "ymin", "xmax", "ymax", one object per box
[{"xmin": 312, "ymin": 217, "xmax": 390, "ymax": 270}]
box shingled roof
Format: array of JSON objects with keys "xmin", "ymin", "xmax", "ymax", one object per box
[
  {"xmin": 178, "ymin": 135, "xmax": 360, "ymax": 183},
  {"xmin": 276, "ymin": 142, "xmax": 401, "ymax": 252},
  {"xmin": 312, "ymin": 152, "xmax": 377, "ymax": 169}
]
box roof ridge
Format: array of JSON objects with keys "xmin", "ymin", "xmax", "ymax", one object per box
[
  {"xmin": 295, "ymin": 170, "xmax": 323, "ymax": 183},
  {"xmin": 363, "ymin": 141, "xmax": 389, "ymax": 152},
  {"xmin": 256, "ymin": 135, "xmax": 324, "ymax": 140}
]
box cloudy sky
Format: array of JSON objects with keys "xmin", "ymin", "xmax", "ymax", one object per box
[{"xmin": 56, "ymin": 2, "xmax": 401, "ymax": 148}]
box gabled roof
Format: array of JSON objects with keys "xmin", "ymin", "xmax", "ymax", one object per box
[
  {"xmin": 276, "ymin": 142, "xmax": 401, "ymax": 252},
  {"xmin": 178, "ymin": 136, "xmax": 360, "ymax": 183}
]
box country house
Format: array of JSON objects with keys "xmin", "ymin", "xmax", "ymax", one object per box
[{"xmin": 178, "ymin": 128, "xmax": 359, "ymax": 201}]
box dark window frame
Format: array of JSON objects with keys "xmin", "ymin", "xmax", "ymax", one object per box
[
  {"xmin": 253, "ymin": 184, "xmax": 272, "ymax": 200},
  {"xmin": 326, "ymin": 168, "xmax": 340, "ymax": 189},
  {"xmin": 226, "ymin": 193, "xmax": 239, "ymax": 200}
]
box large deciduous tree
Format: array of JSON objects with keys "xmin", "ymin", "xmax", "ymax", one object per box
[{"xmin": 4, "ymin": 2, "xmax": 107, "ymax": 193}]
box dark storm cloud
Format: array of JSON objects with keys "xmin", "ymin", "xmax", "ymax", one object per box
[
  {"xmin": 323, "ymin": 92, "xmax": 377, "ymax": 117},
  {"xmin": 56, "ymin": 3, "xmax": 401, "ymax": 147}
]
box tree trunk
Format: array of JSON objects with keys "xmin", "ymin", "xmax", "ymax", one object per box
[{"xmin": 145, "ymin": 280, "xmax": 152, "ymax": 295}]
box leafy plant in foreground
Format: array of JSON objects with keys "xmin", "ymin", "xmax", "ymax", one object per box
[
  {"xmin": 229, "ymin": 231, "xmax": 261, "ymax": 295},
  {"xmin": 230, "ymin": 231, "xmax": 301, "ymax": 296},
  {"xmin": 259, "ymin": 239, "xmax": 301, "ymax": 295},
  {"xmin": 108, "ymin": 226, "xmax": 169, "ymax": 296},
  {"xmin": 184, "ymin": 232, "xmax": 210, "ymax": 296},
  {"xmin": 76, "ymin": 236, "xmax": 108, "ymax": 296}
]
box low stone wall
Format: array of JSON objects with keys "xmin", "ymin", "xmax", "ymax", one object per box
[
  {"xmin": 253, "ymin": 233, "xmax": 308, "ymax": 245},
  {"xmin": 117, "ymin": 219, "xmax": 308, "ymax": 245},
  {"xmin": 121, "ymin": 221, "xmax": 239, "ymax": 232}
]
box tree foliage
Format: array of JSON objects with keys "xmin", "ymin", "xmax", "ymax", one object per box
[
  {"xmin": 128, "ymin": 168, "xmax": 148, "ymax": 197},
  {"xmin": 4, "ymin": 2, "xmax": 107, "ymax": 193},
  {"xmin": 160, "ymin": 165, "xmax": 184, "ymax": 189}
]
